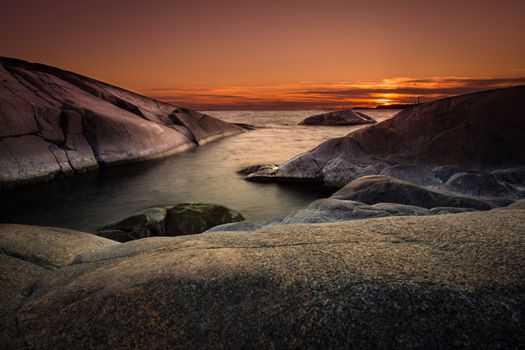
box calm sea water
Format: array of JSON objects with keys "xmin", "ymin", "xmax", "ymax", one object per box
[{"xmin": 0, "ymin": 110, "xmax": 398, "ymax": 232}]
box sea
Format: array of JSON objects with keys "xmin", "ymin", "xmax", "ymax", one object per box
[{"xmin": 0, "ymin": 110, "xmax": 399, "ymax": 232}]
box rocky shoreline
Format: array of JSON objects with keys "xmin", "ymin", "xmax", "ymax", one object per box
[
  {"xmin": 0, "ymin": 57, "xmax": 244, "ymax": 189},
  {"xmin": 1, "ymin": 65, "xmax": 525, "ymax": 348}
]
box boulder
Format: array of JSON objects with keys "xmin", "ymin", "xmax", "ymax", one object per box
[
  {"xmin": 379, "ymin": 164, "xmax": 440, "ymax": 186},
  {"xmin": 282, "ymin": 198, "xmax": 431, "ymax": 224},
  {"xmin": 164, "ymin": 203, "xmax": 245, "ymax": 236},
  {"xmin": 298, "ymin": 109, "xmax": 376, "ymax": 126},
  {"xmin": 445, "ymin": 171, "xmax": 519, "ymax": 198},
  {"xmin": 331, "ymin": 175, "xmax": 493, "ymax": 210},
  {"xmin": 0, "ymin": 57, "xmax": 243, "ymax": 188},
  {"xmin": 5, "ymin": 208, "xmax": 524, "ymax": 348},
  {"xmin": 98, "ymin": 203, "xmax": 245, "ymax": 242},
  {"xmin": 247, "ymin": 86, "xmax": 525, "ymax": 186}
]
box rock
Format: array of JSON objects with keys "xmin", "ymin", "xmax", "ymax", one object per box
[
  {"xmin": 380, "ymin": 164, "xmax": 440, "ymax": 186},
  {"xmin": 0, "ymin": 57, "xmax": 243, "ymax": 188},
  {"xmin": 61, "ymin": 109, "xmax": 83, "ymax": 134},
  {"xmin": 98, "ymin": 203, "xmax": 245, "ymax": 242},
  {"xmin": 0, "ymin": 224, "xmax": 119, "ymax": 268},
  {"xmin": 432, "ymin": 165, "xmax": 469, "ymax": 183},
  {"xmin": 63, "ymin": 134, "xmax": 98, "ymax": 171},
  {"xmin": 507, "ymin": 199, "xmax": 525, "ymax": 209},
  {"xmin": 164, "ymin": 203, "xmax": 245, "ymax": 236},
  {"xmin": 283, "ymin": 198, "xmax": 431, "ymax": 224},
  {"xmin": 204, "ymin": 218, "xmax": 284, "ymax": 233},
  {"xmin": 445, "ymin": 171, "xmax": 519, "ymax": 198},
  {"xmin": 331, "ymin": 175, "xmax": 493, "ymax": 210},
  {"xmin": 429, "ymin": 207, "xmax": 478, "ymax": 215},
  {"xmin": 98, "ymin": 207, "xmax": 168, "ymax": 242},
  {"xmin": 6, "ymin": 208, "xmax": 525, "ymax": 348},
  {"xmin": 237, "ymin": 163, "xmax": 278, "ymax": 176},
  {"xmin": 204, "ymin": 221, "xmax": 258, "ymax": 232},
  {"xmin": 248, "ymin": 86, "xmax": 525, "ymax": 186},
  {"xmin": 492, "ymin": 166, "xmax": 525, "ymax": 187},
  {"xmin": 48, "ymin": 144, "xmax": 74, "ymax": 175},
  {"xmin": 0, "ymin": 255, "xmax": 49, "ymax": 350},
  {"xmin": 0, "ymin": 135, "xmax": 61, "ymax": 186},
  {"xmin": 298, "ymin": 109, "xmax": 376, "ymax": 125},
  {"xmin": 321, "ymin": 158, "xmax": 386, "ymax": 188}
]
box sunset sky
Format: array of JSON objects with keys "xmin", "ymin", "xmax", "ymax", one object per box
[{"xmin": 1, "ymin": 0, "xmax": 524, "ymax": 109}]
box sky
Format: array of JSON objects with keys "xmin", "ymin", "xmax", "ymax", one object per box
[{"xmin": 1, "ymin": 0, "xmax": 524, "ymax": 109}]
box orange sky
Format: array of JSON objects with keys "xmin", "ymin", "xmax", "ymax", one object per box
[{"xmin": 1, "ymin": 0, "xmax": 524, "ymax": 109}]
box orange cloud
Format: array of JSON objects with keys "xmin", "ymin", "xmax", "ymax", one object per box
[{"xmin": 141, "ymin": 77, "xmax": 525, "ymax": 110}]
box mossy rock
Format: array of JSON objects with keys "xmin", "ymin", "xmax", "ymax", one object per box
[
  {"xmin": 164, "ymin": 203, "xmax": 244, "ymax": 236},
  {"xmin": 97, "ymin": 204, "xmax": 244, "ymax": 242},
  {"xmin": 97, "ymin": 207, "xmax": 167, "ymax": 242}
]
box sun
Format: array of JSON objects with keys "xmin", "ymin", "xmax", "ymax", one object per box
[{"xmin": 374, "ymin": 98, "xmax": 393, "ymax": 105}]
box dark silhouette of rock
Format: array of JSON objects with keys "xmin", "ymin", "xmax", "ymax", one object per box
[
  {"xmin": 331, "ymin": 175, "xmax": 494, "ymax": 210},
  {"xmin": 248, "ymin": 86, "xmax": 525, "ymax": 187},
  {"xmin": 97, "ymin": 203, "xmax": 245, "ymax": 242},
  {"xmin": 299, "ymin": 109, "xmax": 376, "ymax": 125},
  {"xmin": 1, "ymin": 207, "xmax": 523, "ymax": 348},
  {"xmin": 0, "ymin": 57, "xmax": 243, "ymax": 188}
]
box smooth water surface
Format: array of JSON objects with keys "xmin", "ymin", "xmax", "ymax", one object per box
[{"xmin": 0, "ymin": 110, "xmax": 398, "ymax": 232}]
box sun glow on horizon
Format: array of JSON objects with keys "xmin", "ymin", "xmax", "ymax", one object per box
[{"xmin": 141, "ymin": 76, "xmax": 525, "ymax": 110}]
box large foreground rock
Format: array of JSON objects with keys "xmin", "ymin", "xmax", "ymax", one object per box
[
  {"xmin": 248, "ymin": 86, "xmax": 525, "ymax": 187},
  {"xmin": 298, "ymin": 109, "xmax": 376, "ymax": 126},
  {"xmin": 1, "ymin": 208, "xmax": 523, "ymax": 348},
  {"xmin": 0, "ymin": 57, "xmax": 243, "ymax": 188},
  {"xmin": 0, "ymin": 224, "xmax": 118, "ymax": 268}
]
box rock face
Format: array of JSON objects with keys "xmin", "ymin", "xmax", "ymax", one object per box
[
  {"xmin": 1, "ymin": 207, "xmax": 524, "ymax": 348},
  {"xmin": 97, "ymin": 203, "xmax": 245, "ymax": 242},
  {"xmin": 248, "ymin": 86, "xmax": 525, "ymax": 187},
  {"xmin": 0, "ymin": 57, "xmax": 243, "ymax": 189},
  {"xmin": 298, "ymin": 109, "xmax": 376, "ymax": 126}
]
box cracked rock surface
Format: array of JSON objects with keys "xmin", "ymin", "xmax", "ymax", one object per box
[{"xmin": 0, "ymin": 57, "xmax": 243, "ymax": 188}]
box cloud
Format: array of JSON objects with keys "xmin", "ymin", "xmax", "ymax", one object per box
[{"xmin": 141, "ymin": 77, "xmax": 525, "ymax": 110}]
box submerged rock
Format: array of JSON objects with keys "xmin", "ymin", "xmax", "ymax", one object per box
[
  {"xmin": 298, "ymin": 109, "xmax": 376, "ymax": 126},
  {"xmin": 97, "ymin": 203, "xmax": 244, "ymax": 242},
  {"xmin": 331, "ymin": 175, "xmax": 493, "ymax": 210},
  {"xmin": 1, "ymin": 208, "xmax": 523, "ymax": 348},
  {"xmin": 0, "ymin": 57, "xmax": 243, "ymax": 189}
]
